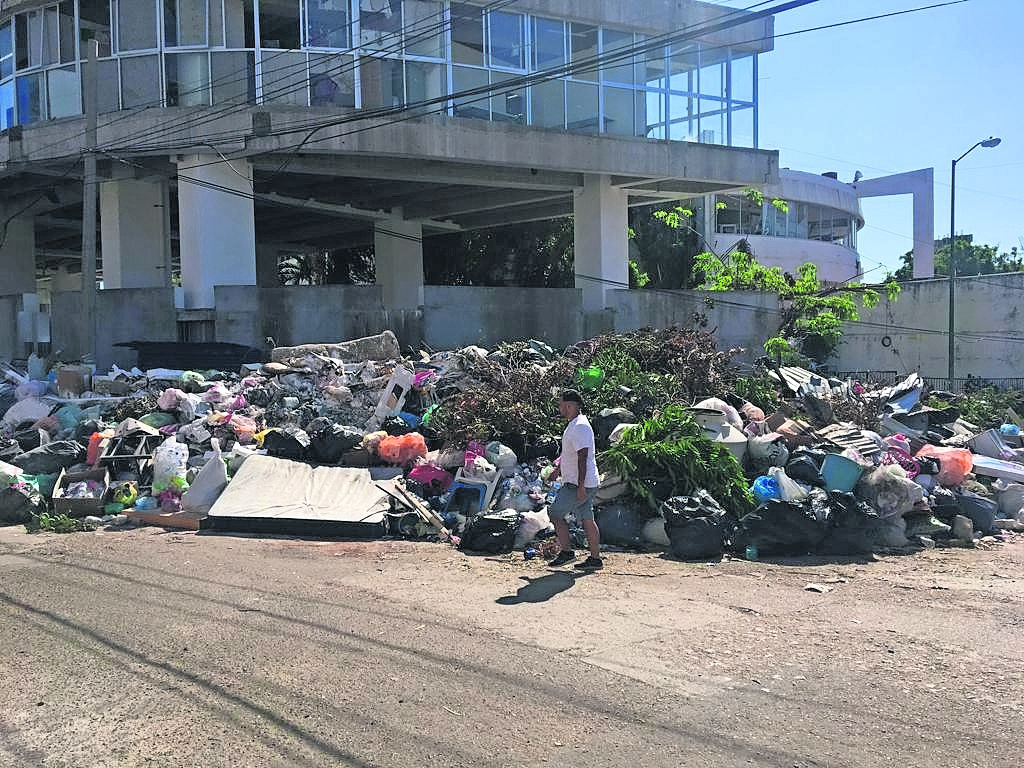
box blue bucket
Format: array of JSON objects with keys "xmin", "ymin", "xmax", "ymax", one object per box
[{"xmin": 820, "ymin": 454, "xmax": 865, "ymax": 492}]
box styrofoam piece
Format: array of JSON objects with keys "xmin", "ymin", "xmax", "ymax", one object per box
[{"xmin": 968, "ymin": 454, "xmax": 1024, "ymax": 482}]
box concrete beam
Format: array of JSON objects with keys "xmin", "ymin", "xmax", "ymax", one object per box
[
  {"xmin": 454, "ymin": 198, "xmax": 574, "ymax": 230},
  {"xmin": 403, "ymin": 188, "xmax": 568, "ymax": 219},
  {"xmin": 853, "ymin": 168, "xmax": 935, "ymax": 278},
  {"xmin": 251, "ymin": 154, "xmax": 584, "ymax": 191}
]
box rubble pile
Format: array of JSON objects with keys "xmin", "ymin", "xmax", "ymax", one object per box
[{"xmin": 2, "ymin": 329, "xmax": 1023, "ymax": 560}]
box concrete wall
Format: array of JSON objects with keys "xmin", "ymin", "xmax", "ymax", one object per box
[
  {"xmin": 51, "ymin": 288, "xmax": 176, "ymax": 368},
  {"xmin": 40, "ymin": 274, "xmax": 1024, "ymax": 381},
  {"xmin": 215, "ymin": 284, "xmax": 405, "ymax": 350},
  {"xmin": 833, "ymin": 273, "xmax": 1024, "ymax": 381},
  {"xmin": 423, "ymin": 286, "xmax": 584, "ymax": 349}
]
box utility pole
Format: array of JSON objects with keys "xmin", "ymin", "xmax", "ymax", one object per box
[{"xmin": 81, "ymin": 38, "xmax": 98, "ymax": 360}]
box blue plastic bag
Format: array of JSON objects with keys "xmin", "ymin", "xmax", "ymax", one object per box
[{"xmin": 751, "ymin": 475, "xmax": 781, "ymax": 505}]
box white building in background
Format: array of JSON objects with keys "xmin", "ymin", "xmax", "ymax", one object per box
[{"xmin": 0, "ymin": 0, "xmax": 781, "ymax": 362}]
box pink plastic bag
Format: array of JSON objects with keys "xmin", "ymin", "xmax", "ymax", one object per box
[
  {"xmin": 915, "ymin": 445, "xmax": 973, "ymax": 486},
  {"xmin": 408, "ymin": 462, "xmax": 453, "ymax": 494}
]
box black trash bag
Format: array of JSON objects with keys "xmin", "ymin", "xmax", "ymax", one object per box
[
  {"xmin": 592, "ymin": 407, "xmax": 637, "ymax": 448},
  {"xmin": 814, "ymin": 490, "xmax": 881, "ymax": 555},
  {"xmin": 459, "ymin": 510, "xmax": 521, "ymax": 554},
  {"xmin": 262, "ymin": 427, "xmax": 310, "ymax": 460},
  {"xmin": 915, "ymin": 455, "xmax": 941, "ymax": 476},
  {"xmin": 245, "ymin": 386, "xmax": 277, "ymax": 408},
  {"xmin": 13, "ymin": 423, "xmax": 44, "ymax": 452},
  {"xmin": 737, "ymin": 498, "xmax": 827, "ymax": 557},
  {"xmin": 785, "ymin": 449, "xmax": 826, "ymax": 486},
  {"xmin": 11, "ymin": 440, "xmax": 87, "ymax": 475},
  {"xmin": 381, "ymin": 416, "xmax": 412, "ymax": 436},
  {"xmin": 954, "ymin": 491, "xmax": 998, "ymax": 533},
  {"xmin": 0, "ymin": 438, "xmax": 21, "ymax": 462},
  {"xmin": 595, "ymin": 502, "xmax": 643, "ymax": 548},
  {"xmin": 661, "ymin": 491, "xmax": 737, "ymax": 560},
  {"xmin": 310, "ymin": 423, "xmax": 363, "ymax": 464},
  {"xmin": 0, "ymin": 485, "xmax": 46, "ymax": 526},
  {"xmin": 524, "ymin": 435, "xmax": 560, "ymax": 462}
]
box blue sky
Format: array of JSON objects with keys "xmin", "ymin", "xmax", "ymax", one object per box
[{"xmin": 750, "ymin": 0, "xmax": 1022, "ymax": 281}]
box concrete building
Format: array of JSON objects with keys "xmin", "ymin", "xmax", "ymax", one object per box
[{"xmin": 0, "ymin": 0, "xmax": 781, "ymax": 363}]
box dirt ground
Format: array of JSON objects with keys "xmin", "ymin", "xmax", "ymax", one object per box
[{"xmin": 1, "ymin": 523, "xmax": 1022, "ymax": 768}]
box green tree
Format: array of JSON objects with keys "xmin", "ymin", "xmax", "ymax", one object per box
[
  {"xmin": 423, "ymin": 218, "xmax": 574, "ymax": 287},
  {"xmin": 892, "ymin": 240, "xmax": 1024, "ymax": 281},
  {"xmin": 694, "ymin": 250, "xmax": 901, "ymax": 364}
]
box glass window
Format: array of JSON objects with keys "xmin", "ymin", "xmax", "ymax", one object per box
[
  {"xmin": 0, "ymin": 22, "xmax": 12, "ymax": 78},
  {"xmin": 667, "ymin": 93, "xmax": 693, "ymax": 140},
  {"xmin": 643, "ymin": 47, "xmax": 666, "ymax": 89},
  {"xmin": 451, "ymin": 2, "xmax": 483, "ymax": 65},
  {"xmin": 212, "ymin": 51, "xmax": 255, "ymax": 104},
  {"xmin": 731, "ymin": 52, "xmax": 753, "ymax": 103},
  {"xmin": 0, "ymin": 81, "xmax": 14, "ymax": 128},
  {"xmin": 260, "ymin": 0, "xmax": 300, "ymax": 49},
  {"xmin": 305, "ymin": 0, "xmax": 348, "ymax": 49},
  {"xmin": 309, "ymin": 52, "xmax": 354, "ymax": 106},
  {"xmin": 731, "ymin": 106, "xmax": 754, "ymax": 149},
  {"xmin": 451, "ymin": 63, "xmax": 488, "ymax": 119},
  {"xmin": 165, "ymin": 52, "xmax": 210, "ymax": 105},
  {"xmin": 603, "ymin": 86, "xmax": 635, "ymax": 137},
  {"xmin": 79, "ymin": 0, "xmax": 112, "ymax": 57},
  {"xmin": 530, "ymin": 78, "xmax": 563, "ymax": 130},
  {"xmin": 566, "ymin": 80, "xmax": 597, "ymax": 133},
  {"xmin": 532, "ymin": 17, "xmax": 564, "ymax": 70},
  {"xmin": 488, "ymin": 12, "xmax": 524, "ymax": 69},
  {"xmin": 404, "ymin": 59, "xmax": 442, "ymax": 115},
  {"xmin": 42, "ymin": 6, "xmax": 60, "ymax": 65},
  {"xmin": 16, "ymin": 72, "xmax": 45, "ymax": 122},
  {"xmin": 360, "ymin": 55, "xmax": 403, "ymax": 108},
  {"xmin": 261, "ymin": 51, "xmax": 307, "ymax": 103},
  {"xmin": 96, "ymin": 58, "xmax": 119, "ymax": 110},
  {"xmin": 47, "ymin": 64, "xmax": 80, "ymax": 117},
  {"xmin": 225, "ymin": 0, "xmax": 255, "ymax": 47},
  {"xmin": 489, "ymin": 71, "xmax": 524, "ymax": 123},
  {"xmin": 359, "ymin": 0, "xmax": 400, "ymax": 50},
  {"xmin": 166, "ymin": 0, "xmax": 208, "ymax": 47},
  {"xmin": 16, "ymin": 11, "xmax": 43, "ymax": 70},
  {"xmin": 210, "ymin": 0, "xmax": 224, "ymax": 46},
  {"xmin": 601, "ymin": 29, "xmax": 634, "ymax": 86},
  {"xmin": 643, "ymin": 90, "xmax": 664, "ymax": 139},
  {"xmin": 405, "ymin": 1, "xmax": 443, "ymax": 58},
  {"xmin": 120, "ymin": 55, "xmax": 160, "ymax": 107},
  {"xmin": 118, "ymin": 0, "xmax": 158, "ymax": 51},
  {"xmin": 569, "ymin": 23, "xmax": 598, "ymax": 82}
]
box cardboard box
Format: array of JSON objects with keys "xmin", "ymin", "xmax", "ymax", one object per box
[
  {"xmin": 52, "ymin": 467, "xmax": 110, "ymax": 518},
  {"xmin": 57, "ymin": 365, "xmax": 93, "ymax": 398}
]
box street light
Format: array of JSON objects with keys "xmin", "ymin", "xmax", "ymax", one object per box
[{"xmin": 948, "ymin": 136, "xmax": 1001, "ymax": 382}]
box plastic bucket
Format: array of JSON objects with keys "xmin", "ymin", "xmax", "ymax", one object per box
[{"xmin": 820, "ymin": 453, "xmax": 865, "ymax": 492}]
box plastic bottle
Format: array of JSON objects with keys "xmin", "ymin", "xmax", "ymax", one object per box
[{"xmin": 745, "ymin": 544, "xmax": 759, "ymax": 561}]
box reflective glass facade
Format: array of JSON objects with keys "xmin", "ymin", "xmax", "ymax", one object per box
[
  {"xmin": 0, "ymin": 0, "xmax": 758, "ymax": 146},
  {"xmin": 713, "ymin": 193, "xmax": 859, "ymax": 250}
]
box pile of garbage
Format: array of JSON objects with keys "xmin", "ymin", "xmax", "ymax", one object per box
[{"xmin": 1, "ymin": 328, "xmax": 1022, "ymax": 560}]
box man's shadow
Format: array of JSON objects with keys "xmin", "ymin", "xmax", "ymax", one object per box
[{"xmin": 495, "ymin": 570, "xmax": 594, "ymax": 605}]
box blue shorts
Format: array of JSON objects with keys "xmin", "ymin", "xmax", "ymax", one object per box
[{"xmin": 548, "ymin": 483, "xmax": 598, "ymax": 522}]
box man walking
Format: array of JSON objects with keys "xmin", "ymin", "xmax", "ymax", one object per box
[{"xmin": 547, "ymin": 389, "xmax": 602, "ymax": 570}]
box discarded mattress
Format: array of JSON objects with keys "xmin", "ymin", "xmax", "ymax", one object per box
[{"xmin": 206, "ymin": 454, "xmax": 402, "ymax": 537}]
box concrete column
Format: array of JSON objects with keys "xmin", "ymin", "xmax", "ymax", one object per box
[
  {"xmin": 256, "ymin": 243, "xmax": 280, "ymax": 288},
  {"xmin": 0, "ymin": 214, "xmax": 36, "ymax": 296},
  {"xmin": 374, "ymin": 211, "xmax": 424, "ymax": 310},
  {"xmin": 177, "ymin": 154, "xmax": 256, "ymax": 308},
  {"xmin": 100, "ymin": 177, "xmax": 170, "ymax": 288},
  {"xmin": 573, "ymin": 174, "xmax": 629, "ymax": 311}
]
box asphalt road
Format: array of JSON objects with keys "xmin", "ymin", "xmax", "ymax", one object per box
[{"xmin": 1, "ymin": 525, "xmax": 1022, "ymax": 767}]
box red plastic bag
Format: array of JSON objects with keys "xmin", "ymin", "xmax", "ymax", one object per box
[{"xmin": 915, "ymin": 445, "xmax": 973, "ymax": 486}]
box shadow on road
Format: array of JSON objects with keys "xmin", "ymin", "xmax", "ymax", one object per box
[{"xmin": 495, "ymin": 570, "xmax": 593, "ymax": 605}]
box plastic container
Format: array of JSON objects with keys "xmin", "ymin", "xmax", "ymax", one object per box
[{"xmin": 820, "ymin": 453, "xmax": 865, "ymax": 492}]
